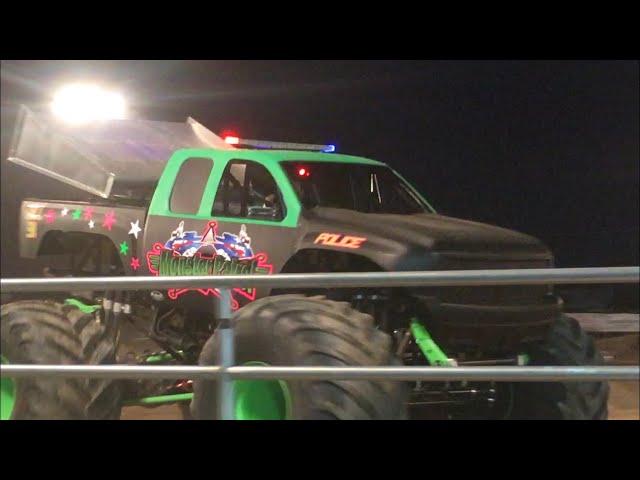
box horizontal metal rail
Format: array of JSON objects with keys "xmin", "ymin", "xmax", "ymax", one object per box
[
  {"xmin": 1, "ymin": 365, "xmax": 638, "ymax": 382},
  {"xmin": 2, "ymin": 267, "xmax": 638, "ymax": 419},
  {"xmin": 1, "ymin": 267, "xmax": 638, "ymax": 293}
]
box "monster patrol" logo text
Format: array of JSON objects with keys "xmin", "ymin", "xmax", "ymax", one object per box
[{"xmin": 146, "ymin": 221, "xmax": 273, "ymax": 307}]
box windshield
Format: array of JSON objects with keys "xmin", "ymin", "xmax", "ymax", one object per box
[{"xmin": 281, "ymin": 161, "xmax": 430, "ymax": 214}]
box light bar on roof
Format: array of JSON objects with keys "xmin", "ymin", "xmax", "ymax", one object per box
[{"xmin": 224, "ymin": 136, "xmax": 335, "ymax": 153}]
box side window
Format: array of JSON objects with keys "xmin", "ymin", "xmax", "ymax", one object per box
[
  {"xmin": 213, "ymin": 160, "xmax": 284, "ymax": 221},
  {"xmin": 170, "ymin": 158, "xmax": 213, "ymax": 214}
]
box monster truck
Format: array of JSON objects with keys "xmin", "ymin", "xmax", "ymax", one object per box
[{"xmin": 0, "ymin": 105, "xmax": 608, "ymax": 420}]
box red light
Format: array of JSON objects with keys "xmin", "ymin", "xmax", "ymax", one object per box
[
  {"xmin": 298, "ymin": 168, "xmax": 306, "ymax": 176},
  {"xmin": 224, "ymin": 136, "xmax": 240, "ymax": 145}
]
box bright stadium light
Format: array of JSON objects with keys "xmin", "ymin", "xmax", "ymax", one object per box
[{"xmin": 51, "ymin": 83, "xmax": 127, "ymax": 125}]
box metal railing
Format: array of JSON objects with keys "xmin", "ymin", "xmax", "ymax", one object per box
[{"xmin": 1, "ymin": 266, "xmax": 639, "ymax": 420}]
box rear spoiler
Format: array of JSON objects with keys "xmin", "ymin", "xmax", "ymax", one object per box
[{"xmin": 7, "ymin": 105, "xmax": 233, "ymax": 199}]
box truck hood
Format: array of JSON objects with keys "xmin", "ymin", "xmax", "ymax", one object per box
[{"xmin": 303, "ymin": 208, "xmax": 551, "ymax": 259}]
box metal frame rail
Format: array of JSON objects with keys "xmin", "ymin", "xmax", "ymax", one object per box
[{"xmin": 2, "ymin": 266, "xmax": 639, "ymax": 420}]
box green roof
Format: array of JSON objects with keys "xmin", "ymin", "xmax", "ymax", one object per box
[{"xmin": 225, "ymin": 149, "xmax": 386, "ymax": 167}]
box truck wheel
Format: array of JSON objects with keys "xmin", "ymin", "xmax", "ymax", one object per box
[
  {"xmin": 192, "ymin": 295, "xmax": 408, "ymax": 420},
  {"xmin": 0, "ymin": 301, "xmax": 122, "ymax": 419},
  {"xmin": 510, "ymin": 314, "xmax": 609, "ymax": 419}
]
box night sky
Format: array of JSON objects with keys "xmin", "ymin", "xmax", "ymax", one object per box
[{"xmin": 1, "ymin": 61, "xmax": 638, "ymax": 303}]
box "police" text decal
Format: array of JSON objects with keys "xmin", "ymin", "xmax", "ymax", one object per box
[{"xmin": 314, "ymin": 233, "xmax": 367, "ymax": 249}]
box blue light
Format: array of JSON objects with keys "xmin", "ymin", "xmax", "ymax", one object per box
[{"xmin": 322, "ymin": 144, "xmax": 336, "ymax": 153}]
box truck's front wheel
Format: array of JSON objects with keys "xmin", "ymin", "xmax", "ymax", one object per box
[{"xmin": 192, "ymin": 295, "xmax": 408, "ymax": 420}]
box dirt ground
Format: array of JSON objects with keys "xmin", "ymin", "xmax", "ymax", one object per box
[
  {"xmin": 121, "ymin": 334, "xmax": 639, "ymax": 421},
  {"xmin": 596, "ymin": 334, "xmax": 639, "ymax": 420}
]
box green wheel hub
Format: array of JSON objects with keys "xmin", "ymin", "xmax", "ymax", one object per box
[
  {"xmin": 233, "ymin": 362, "xmax": 292, "ymax": 420},
  {"xmin": 1, "ymin": 355, "xmax": 16, "ymax": 420}
]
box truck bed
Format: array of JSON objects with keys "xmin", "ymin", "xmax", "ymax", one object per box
[{"xmin": 20, "ymin": 198, "xmax": 147, "ymax": 276}]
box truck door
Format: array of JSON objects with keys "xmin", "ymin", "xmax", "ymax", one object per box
[{"xmin": 143, "ymin": 149, "xmax": 299, "ymax": 310}]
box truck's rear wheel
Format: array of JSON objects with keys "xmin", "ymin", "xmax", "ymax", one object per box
[
  {"xmin": 0, "ymin": 301, "xmax": 122, "ymax": 420},
  {"xmin": 510, "ymin": 314, "xmax": 609, "ymax": 419},
  {"xmin": 192, "ymin": 295, "xmax": 408, "ymax": 420}
]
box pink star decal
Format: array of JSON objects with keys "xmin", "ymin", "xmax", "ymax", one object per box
[
  {"xmin": 102, "ymin": 210, "xmax": 116, "ymax": 231},
  {"xmin": 83, "ymin": 207, "xmax": 94, "ymax": 221},
  {"xmin": 130, "ymin": 257, "xmax": 140, "ymax": 270},
  {"xmin": 44, "ymin": 209, "xmax": 56, "ymax": 224}
]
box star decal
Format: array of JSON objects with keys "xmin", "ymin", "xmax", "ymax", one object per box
[
  {"xmin": 83, "ymin": 207, "xmax": 94, "ymax": 221},
  {"xmin": 103, "ymin": 211, "xmax": 116, "ymax": 231},
  {"xmin": 44, "ymin": 209, "xmax": 56, "ymax": 224},
  {"xmin": 88, "ymin": 219, "xmax": 95, "ymax": 229},
  {"xmin": 61, "ymin": 208, "xmax": 69, "ymax": 216},
  {"xmin": 130, "ymin": 257, "xmax": 140, "ymax": 270},
  {"xmin": 119, "ymin": 241, "xmax": 129, "ymax": 255},
  {"xmin": 72, "ymin": 209, "xmax": 82, "ymax": 220},
  {"xmin": 128, "ymin": 219, "xmax": 142, "ymax": 239}
]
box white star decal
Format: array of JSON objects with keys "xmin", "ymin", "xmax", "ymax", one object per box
[
  {"xmin": 61, "ymin": 208, "xmax": 69, "ymax": 216},
  {"xmin": 88, "ymin": 219, "xmax": 95, "ymax": 229},
  {"xmin": 128, "ymin": 219, "xmax": 142, "ymax": 239}
]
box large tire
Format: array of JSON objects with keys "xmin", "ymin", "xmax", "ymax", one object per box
[
  {"xmin": 192, "ymin": 295, "xmax": 408, "ymax": 420},
  {"xmin": 0, "ymin": 300, "xmax": 122, "ymax": 419},
  {"xmin": 510, "ymin": 314, "xmax": 609, "ymax": 420}
]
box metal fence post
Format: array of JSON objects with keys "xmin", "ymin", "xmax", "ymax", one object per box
[{"xmin": 216, "ymin": 288, "xmax": 235, "ymax": 420}]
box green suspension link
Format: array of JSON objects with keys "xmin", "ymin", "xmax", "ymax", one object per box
[
  {"xmin": 410, "ymin": 318, "xmax": 530, "ymax": 367},
  {"xmin": 123, "ymin": 393, "xmax": 193, "ymax": 406},
  {"xmin": 409, "ymin": 319, "xmax": 454, "ymax": 367},
  {"xmin": 64, "ymin": 298, "xmax": 101, "ymax": 314}
]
